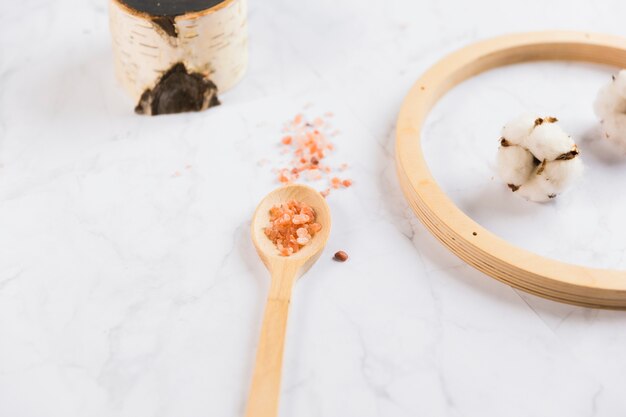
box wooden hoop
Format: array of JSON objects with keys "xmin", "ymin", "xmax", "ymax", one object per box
[{"xmin": 396, "ymin": 31, "xmax": 626, "ymax": 309}]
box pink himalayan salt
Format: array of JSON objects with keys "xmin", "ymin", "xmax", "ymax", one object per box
[{"xmin": 265, "ymin": 200, "xmax": 322, "ymax": 256}]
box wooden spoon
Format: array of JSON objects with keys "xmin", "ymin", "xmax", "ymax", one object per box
[{"xmin": 246, "ymin": 184, "xmax": 331, "ymax": 417}]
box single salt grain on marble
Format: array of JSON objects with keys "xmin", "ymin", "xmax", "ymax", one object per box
[
  {"xmin": 333, "ymin": 251, "xmax": 348, "ymax": 262},
  {"xmin": 264, "ymin": 200, "xmax": 322, "ymax": 256}
]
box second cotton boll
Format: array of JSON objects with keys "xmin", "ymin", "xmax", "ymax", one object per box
[
  {"xmin": 497, "ymin": 115, "xmax": 583, "ymax": 202},
  {"xmin": 594, "ymin": 69, "xmax": 626, "ymax": 150}
]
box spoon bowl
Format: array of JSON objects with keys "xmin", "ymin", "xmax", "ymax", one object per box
[
  {"xmin": 251, "ymin": 184, "xmax": 331, "ymax": 272},
  {"xmin": 246, "ymin": 184, "xmax": 331, "ymax": 417}
]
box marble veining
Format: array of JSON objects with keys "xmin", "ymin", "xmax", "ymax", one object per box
[{"xmin": 2, "ymin": 0, "xmax": 626, "ymax": 416}]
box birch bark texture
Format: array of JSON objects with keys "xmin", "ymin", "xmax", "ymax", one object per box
[{"xmin": 109, "ymin": 0, "xmax": 248, "ymax": 115}]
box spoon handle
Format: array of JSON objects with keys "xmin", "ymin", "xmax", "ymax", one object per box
[{"xmin": 245, "ymin": 271, "xmax": 296, "ymax": 417}]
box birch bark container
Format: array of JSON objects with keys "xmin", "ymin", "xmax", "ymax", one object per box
[{"xmin": 109, "ymin": 0, "xmax": 248, "ymax": 115}]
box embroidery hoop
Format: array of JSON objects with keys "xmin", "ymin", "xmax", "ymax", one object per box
[{"xmin": 396, "ymin": 31, "xmax": 626, "ymax": 309}]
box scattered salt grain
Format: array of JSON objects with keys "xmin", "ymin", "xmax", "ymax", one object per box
[
  {"xmin": 268, "ymin": 111, "xmax": 353, "ymax": 197},
  {"xmin": 333, "ymin": 251, "xmax": 349, "ymax": 262}
]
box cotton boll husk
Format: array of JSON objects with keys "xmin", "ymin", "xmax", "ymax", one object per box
[
  {"xmin": 525, "ymin": 123, "xmax": 575, "ymax": 161},
  {"xmin": 501, "ymin": 113, "xmax": 537, "ymax": 145},
  {"xmin": 497, "ymin": 145, "xmax": 535, "ymax": 186}
]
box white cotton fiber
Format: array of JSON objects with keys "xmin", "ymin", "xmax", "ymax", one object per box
[
  {"xmin": 601, "ymin": 113, "xmax": 626, "ymax": 146},
  {"xmin": 496, "ymin": 145, "xmax": 534, "ymax": 186},
  {"xmin": 538, "ymin": 157, "xmax": 584, "ymax": 191},
  {"xmin": 501, "ymin": 113, "xmax": 537, "ymax": 145},
  {"xmin": 594, "ymin": 84, "xmax": 625, "ymax": 119},
  {"xmin": 517, "ymin": 176, "xmax": 554, "ymax": 203},
  {"xmin": 525, "ymin": 122, "xmax": 575, "ymax": 161},
  {"xmin": 613, "ymin": 70, "xmax": 626, "ymax": 100},
  {"xmin": 594, "ymin": 70, "xmax": 626, "ymax": 150}
]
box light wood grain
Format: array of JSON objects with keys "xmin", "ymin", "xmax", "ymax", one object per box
[
  {"xmin": 246, "ymin": 184, "xmax": 331, "ymax": 417},
  {"xmin": 109, "ymin": 0, "xmax": 248, "ymax": 103},
  {"xmin": 396, "ymin": 31, "xmax": 626, "ymax": 309}
]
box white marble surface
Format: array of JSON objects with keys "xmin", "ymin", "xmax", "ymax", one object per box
[{"xmin": 3, "ymin": 0, "xmax": 626, "ymax": 416}]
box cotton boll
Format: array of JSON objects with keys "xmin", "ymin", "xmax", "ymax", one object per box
[
  {"xmin": 525, "ymin": 122, "xmax": 575, "ymax": 161},
  {"xmin": 497, "ymin": 114, "xmax": 582, "ymax": 203},
  {"xmin": 594, "ymin": 71, "xmax": 626, "ymax": 150},
  {"xmin": 501, "ymin": 113, "xmax": 537, "ymax": 145},
  {"xmin": 497, "ymin": 145, "xmax": 535, "ymax": 187}
]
